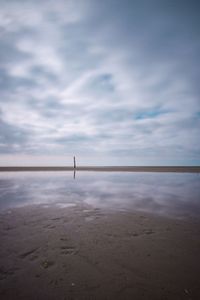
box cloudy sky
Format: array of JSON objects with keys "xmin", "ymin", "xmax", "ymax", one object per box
[{"xmin": 0, "ymin": 0, "xmax": 200, "ymax": 166}]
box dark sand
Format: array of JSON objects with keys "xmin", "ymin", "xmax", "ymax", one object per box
[
  {"xmin": 0, "ymin": 203, "xmax": 200, "ymax": 300},
  {"xmin": 0, "ymin": 166, "xmax": 200, "ymax": 172}
]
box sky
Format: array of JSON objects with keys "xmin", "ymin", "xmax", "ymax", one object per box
[{"xmin": 0, "ymin": 0, "xmax": 200, "ymax": 166}]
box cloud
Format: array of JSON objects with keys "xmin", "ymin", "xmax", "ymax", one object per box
[{"xmin": 0, "ymin": 0, "xmax": 200, "ymax": 165}]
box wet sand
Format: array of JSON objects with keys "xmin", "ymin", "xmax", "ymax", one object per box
[
  {"xmin": 0, "ymin": 166, "xmax": 200, "ymax": 172},
  {"xmin": 0, "ymin": 204, "xmax": 200, "ymax": 300}
]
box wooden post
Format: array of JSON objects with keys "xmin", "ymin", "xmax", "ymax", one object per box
[{"xmin": 73, "ymin": 156, "xmax": 76, "ymax": 169}]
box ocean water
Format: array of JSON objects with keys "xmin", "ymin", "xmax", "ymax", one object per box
[{"xmin": 0, "ymin": 171, "xmax": 200, "ymax": 219}]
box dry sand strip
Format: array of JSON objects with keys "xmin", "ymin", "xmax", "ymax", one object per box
[
  {"xmin": 0, "ymin": 204, "xmax": 200, "ymax": 300},
  {"xmin": 0, "ymin": 166, "xmax": 200, "ymax": 172}
]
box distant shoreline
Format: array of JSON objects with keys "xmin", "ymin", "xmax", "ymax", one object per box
[{"xmin": 0, "ymin": 166, "xmax": 200, "ymax": 173}]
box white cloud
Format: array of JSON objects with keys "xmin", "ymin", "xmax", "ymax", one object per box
[{"xmin": 0, "ymin": 0, "xmax": 199, "ymax": 165}]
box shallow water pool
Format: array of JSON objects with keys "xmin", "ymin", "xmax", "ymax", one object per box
[{"xmin": 0, "ymin": 171, "xmax": 200, "ymax": 219}]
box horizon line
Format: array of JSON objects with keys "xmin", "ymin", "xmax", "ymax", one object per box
[{"xmin": 0, "ymin": 166, "xmax": 200, "ymax": 173}]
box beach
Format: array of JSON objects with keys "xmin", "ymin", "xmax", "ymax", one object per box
[
  {"xmin": 1, "ymin": 0, "xmax": 199, "ymax": 298},
  {"xmin": 0, "ymin": 166, "xmax": 200, "ymax": 173},
  {"xmin": 1, "ymin": 203, "xmax": 200, "ymax": 300}
]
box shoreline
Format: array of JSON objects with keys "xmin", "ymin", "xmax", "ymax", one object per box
[{"xmin": 0, "ymin": 166, "xmax": 200, "ymax": 173}]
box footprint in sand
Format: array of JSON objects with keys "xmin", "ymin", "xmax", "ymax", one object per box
[
  {"xmin": 40, "ymin": 260, "xmax": 55, "ymax": 269},
  {"xmin": 60, "ymin": 246, "xmax": 77, "ymax": 255},
  {"xmin": 132, "ymin": 233, "xmax": 139, "ymax": 237},
  {"xmin": 19, "ymin": 247, "xmax": 39, "ymax": 259},
  {"xmin": 144, "ymin": 229, "xmax": 155, "ymax": 235},
  {"xmin": 60, "ymin": 237, "xmax": 68, "ymax": 242},
  {"xmin": 0, "ymin": 267, "xmax": 18, "ymax": 280}
]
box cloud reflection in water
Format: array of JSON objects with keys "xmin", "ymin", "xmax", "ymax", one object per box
[{"xmin": 0, "ymin": 171, "xmax": 200, "ymax": 219}]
